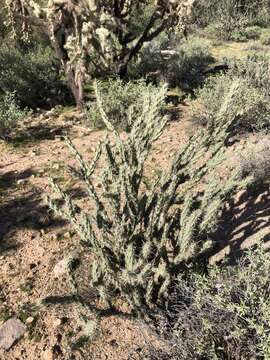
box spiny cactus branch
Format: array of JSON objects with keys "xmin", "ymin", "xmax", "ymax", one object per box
[{"xmin": 48, "ymin": 81, "xmax": 252, "ymax": 312}]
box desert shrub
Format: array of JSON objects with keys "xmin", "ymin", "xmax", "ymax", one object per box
[
  {"xmin": 132, "ymin": 36, "xmax": 213, "ymax": 90},
  {"xmin": 48, "ymin": 81, "xmax": 250, "ymax": 312},
  {"xmin": 247, "ymin": 2, "xmax": 270, "ymax": 27},
  {"xmin": 193, "ymin": 0, "xmax": 270, "ymax": 36},
  {"xmin": 228, "ymin": 54, "xmax": 270, "ymax": 95},
  {"xmin": 192, "ymin": 0, "xmax": 241, "ymax": 29},
  {"xmin": 166, "ymin": 37, "xmax": 214, "ymax": 89},
  {"xmin": 0, "ymin": 3, "xmax": 9, "ymax": 40},
  {"xmin": 152, "ymin": 245, "xmax": 270, "ymax": 359},
  {"xmin": 230, "ymin": 25, "xmax": 262, "ymax": 42},
  {"xmin": 0, "ymin": 92, "xmax": 27, "ymax": 138},
  {"xmin": 238, "ymin": 138, "xmax": 270, "ymax": 186},
  {"xmin": 0, "ymin": 44, "xmax": 70, "ymax": 108},
  {"xmin": 260, "ymin": 29, "xmax": 270, "ymax": 45},
  {"xmin": 128, "ymin": 32, "xmax": 172, "ymax": 78},
  {"xmin": 86, "ymin": 79, "xmax": 164, "ymax": 131},
  {"xmin": 245, "ymin": 40, "xmax": 264, "ymax": 52},
  {"xmin": 204, "ymin": 0, "xmax": 248, "ymax": 41},
  {"xmin": 241, "ymin": 25, "xmax": 262, "ymax": 39},
  {"xmin": 192, "ymin": 68, "xmax": 270, "ymax": 133}
]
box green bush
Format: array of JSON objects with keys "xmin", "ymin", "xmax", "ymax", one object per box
[
  {"xmin": 167, "ymin": 37, "xmax": 214, "ymax": 89},
  {"xmin": 154, "ymin": 245, "xmax": 270, "ymax": 359},
  {"xmin": 231, "ymin": 25, "xmax": 262, "ymax": 42},
  {"xmin": 0, "ymin": 92, "xmax": 27, "ymax": 138},
  {"xmin": 132, "ymin": 36, "xmax": 214, "ymax": 90},
  {"xmin": 248, "ymin": 4, "xmax": 270, "ymax": 27},
  {"xmin": 48, "ymin": 81, "xmax": 250, "ymax": 312},
  {"xmin": 128, "ymin": 32, "xmax": 173, "ymax": 79},
  {"xmin": 260, "ymin": 29, "xmax": 270, "ymax": 45},
  {"xmin": 86, "ymin": 78, "xmax": 164, "ymax": 131},
  {"xmin": 242, "ymin": 25, "xmax": 262, "ymax": 39},
  {"xmin": 0, "ymin": 44, "xmax": 70, "ymax": 108},
  {"xmin": 201, "ymin": 0, "xmax": 248, "ymax": 41},
  {"xmin": 228, "ymin": 54, "xmax": 270, "ymax": 95},
  {"xmin": 193, "ymin": 0, "xmax": 270, "ymax": 37},
  {"xmin": 192, "ymin": 76, "xmax": 270, "ymax": 133}
]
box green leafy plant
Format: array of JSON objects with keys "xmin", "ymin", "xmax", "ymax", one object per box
[
  {"xmin": 260, "ymin": 29, "xmax": 270, "ymax": 45},
  {"xmin": 132, "ymin": 36, "xmax": 213, "ymax": 91},
  {"xmin": 166, "ymin": 37, "xmax": 214, "ymax": 89},
  {"xmin": 0, "ymin": 92, "xmax": 27, "ymax": 138},
  {"xmin": 48, "ymin": 81, "xmax": 250, "ymax": 312},
  {"xmin": 191, "ymin": 65, "xmax": 270, "ymax": 133},
  {"xmin": 229, "ymin": 54, "xmax": 270, "ymax": 95},
  {"xmin": 231, "ymin": 25, "xmax": 262, "ymax": 42},
  {"xmin": 205, "ymin": 0, "xmax": 248, "ymax": 41},
  {"xmin": 193, "ymin": 0, "xmax": 270, "ymax": 38},
  {"xmin": 0, "ymin": 44, "xmax": 70, "ymax": 108},
  {"xmin": 86, "ymin": 79, "xmax": 164, "ymax": 131}
]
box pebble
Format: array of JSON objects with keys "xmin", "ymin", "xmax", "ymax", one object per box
[
  {"xmin": 63, "ymin": 231, "xmax": 71, "ymax": 239},
  {"xmin": 25, "ymin": 317, "xmax": 34, "ymax": 324},
  {"xmin": 51, "ymin": 233, "xmax": 58, "ymax": 241},
  {"xmin": 52, "ymin": 164, "xmax": 60, "ymax": 170},
  {"xmin": 53, "ymin": 257, "xmax": 70, "ymax": 277},
  {"xmin": 53, "ymin": 318, "xmax": 62, "ymax": 328},
  {"xmin": 17, "ymin": 179, "xmax": 27, "ymax": 185},
  {"xmin": 0, "ymin": 318, "xmax": 26, "ymax": 350},
  {"xmin": 43, "ymin": 349, "xmax": 53, "ymax": 360},
  {"xmin": 53, "ymin": 254, "xmax": 79, "ymax": 277}
]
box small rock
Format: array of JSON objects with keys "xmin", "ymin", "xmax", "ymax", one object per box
[
  {"xmin": 17, "ymin": 179, "xmax": 27, "ymax": 185},
  {"xmin": 53, "ymin": 254, "xmax": 79, "ymax": 277},
  {"xmin": 63, "ymin": 231, "xmax": 71, "ymax": 239},
  {"xmin": 53, "ymin": 318, "xmax": 62, "ymax": 328},
  {"xmin": 52, "ymin": 164, "xmax": 60, "ymax": 170},
  {"xmin": 43, "ymin": 349, "xmax": 54, "ymax": 360},
  {"xmin": 51, "ymin": 233, "xmax": 59, "ymax": 241},
  {"xmin": 29, "ymin": 150, "xmax": 38, "ymax": 157},
  {"xmin": 45, "ymin": 109, "xmax": 57, "ymax": 118},
  {"xmin": 0, "ymin": 318, "xmax": 26, "ymax": 350},
  {"xmin": 25, "ymin": 317, "xmax": 34, "ymax": 324},
  {"xmin": 53, "ymin": 257, "xmax": 70, "ymax": 277}
]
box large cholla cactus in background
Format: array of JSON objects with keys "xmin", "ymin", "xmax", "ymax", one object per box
[
  {"xmin": 48, "ymin": 81, "xmax": 251, "ymax": 311},
  {"xmin": 6, "ymin": 0, "xmax": 197, "ymax": 106}
]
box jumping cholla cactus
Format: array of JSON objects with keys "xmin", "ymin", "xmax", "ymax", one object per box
[
  {"xmin": 48, "ymin": 81, "xmax": 251, "ymax": 312},
  {"xmin": 6, "ymin": 0, "xmax": 197, "ymax": 106}
]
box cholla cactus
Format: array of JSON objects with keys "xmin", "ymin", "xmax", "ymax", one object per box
[
  {"xmin": 48, "ymin": 81, "xmax": 250, "ymax": 311},
  {"xmin": 6, "ymin": 0, "xmax": 197, "ymax": 106}
]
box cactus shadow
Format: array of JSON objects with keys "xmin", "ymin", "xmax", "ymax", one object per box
[
  {"xmin": 0, "ymin": 168, "xmax": 66, "ymax": 253},
  {"xmin": 8, "ymin": 122, "xmax": 71, "ymax": 146},
  {"xmin": 208, "ymin": 183, "xmax": 270, "ymax": 264}
]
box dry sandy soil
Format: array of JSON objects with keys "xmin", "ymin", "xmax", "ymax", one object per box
[{"xmin": 0, "ymin": 103, "xmax": 269, "ymax": 360}]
